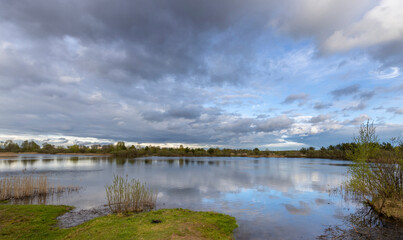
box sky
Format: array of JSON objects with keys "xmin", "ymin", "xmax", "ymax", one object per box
[{"xmin": 0, "ymin": 0, "xmax": 402, "ymax": 149}]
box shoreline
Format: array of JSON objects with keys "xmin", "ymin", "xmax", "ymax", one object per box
[
  {"xmin": 0, "ymin": 152, "xmax": 112, "ymax": 157},
  {"xmin": 0, "ymin": 151, "xmax": 348, "ymax": 160}
]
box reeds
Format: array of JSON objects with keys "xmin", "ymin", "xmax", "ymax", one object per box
[
  {"xmin": 0, "ymin": 175, "xmax": 79, "ymax": 201},
  {"xmin": 105, "ymin": 175, "xmax": 157, "ymax": 214}
]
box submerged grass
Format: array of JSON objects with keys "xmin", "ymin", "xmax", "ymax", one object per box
[
  {"xmin": 0, "ymin": 175, "xmax": 79, "ymax": 201},
  {"xmin": 105, "ymin": 175, "xmax": 157, "ymax": 214},
  {"xmin": 0, "ymin": 205, "xmax": 238, "ymax": 240}
]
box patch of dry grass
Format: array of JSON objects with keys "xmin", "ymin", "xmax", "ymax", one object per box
[
  {"xmin": 0, "ymin": 152, "xmax": 17, "ymax": 157},
  {"xmin": 371, "ymin": 198, "xmax": 403, "ymax": 221},
  {"xmin": 0, "ymin": 175, "xmax": 79, "ymax": 201}
]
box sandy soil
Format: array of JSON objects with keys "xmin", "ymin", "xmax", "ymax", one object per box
[{"xmin": 0, "ymin": 152, "xmax": 18, "ymax": 157}]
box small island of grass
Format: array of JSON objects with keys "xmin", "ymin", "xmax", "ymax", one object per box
[{"xmin": 0, "ymin": 205, "xmax": 237, "ymax": 240}]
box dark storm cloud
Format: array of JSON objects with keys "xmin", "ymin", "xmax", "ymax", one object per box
[
  {"xmin": 0, "ymin": 0, "xmax": 401, "ymax": 149},
  {"xmin": 0, "ymin": 44, "xmax": 52, "ymax": 89},
  {"xmin": 0, "ymin": 0, "xmax": 275, "ymax": 86},
  {"xmin": 331, "ymin": 84, "xmax": 360, "ymax": 98}
]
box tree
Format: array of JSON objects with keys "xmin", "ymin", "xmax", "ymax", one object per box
[
  {"xmin": 21, "ymin": 140, "xmax": 40, "ymax": 152},
  {"xmin": 68, "ymin": 144, "xmax": 80, "ymax": 153},
  {"xmin": 116, "ymin": 141, "xmax": 127, "ymax": 151},
  {"xmin": 346, "ymin": 120, "xmax": 402, "ymax": 212},
  {"xmin": 4, "ymin": 140, "xmax": 20, "ymax": 152},
  {"xmin": 42, "ymin": 143, "xmax": 56, "ymax": 153},
  {"xmin": 348, "ymin": 120, "xmax": 379, "ymax": 162}
]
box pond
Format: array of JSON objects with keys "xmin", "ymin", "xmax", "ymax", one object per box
[{"xmin": 0, "ymin": 154, "xmax": 397, "ymax": 239}]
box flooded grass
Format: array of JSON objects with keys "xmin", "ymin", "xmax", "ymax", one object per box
[
  {"xmin": 105, "ymin": 175, "xmax": 157, "ymax": 214},
  {"xmin": 0, "ymin": 175, "xmax": 79, "ymax": 201}
]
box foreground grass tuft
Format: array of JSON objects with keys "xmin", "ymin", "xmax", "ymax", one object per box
[{"xmin": 0, "ymin": 205, "xmax": 237, "ymax": 240}]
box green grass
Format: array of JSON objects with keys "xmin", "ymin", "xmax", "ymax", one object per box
[
  {"xmin": 0, "ymin": 205, "xmax": 73, "ymax": 239},
  {"xmin": 0, "ymin": 205, "xmax": 238, "ymax": 240}
]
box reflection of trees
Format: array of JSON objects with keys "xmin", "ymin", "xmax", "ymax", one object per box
[
  {"xmin": 348, "ymin": 206, "xmax": 383, "ymax": 228},
  {"xmin": 318, "ymin": 205, "xmax": 403, "ymax": 239}
]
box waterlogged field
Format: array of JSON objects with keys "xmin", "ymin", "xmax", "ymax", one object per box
[{"xmin": 0, "ymin": 154, "xmax": 380, "ymax": 239}]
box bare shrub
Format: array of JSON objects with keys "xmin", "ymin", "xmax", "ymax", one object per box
[{"xmin": 105, "ymin": 175, "xmax": 157, "ymax": 214}]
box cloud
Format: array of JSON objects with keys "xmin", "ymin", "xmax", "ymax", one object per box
[
  {"xmin": 0, "ymin": 0, "xmax": 277, "ymax": 87},
  {"xmin": 342, "ymin": 102, "xmax": 367, "ymax": 111},
  {"xmin": 309, "ymin": 114, "xmax": 331, "ymax": 123},
  {"xmin": 0, "ymin": 0, "xmax": 401, "ymax": 149},
  {"xmin": 358, "ymin": 91, "xmax": 375, "ymax": 101},
  {"xmin": 313, "ymin": 102, "xmax": 332, "ymax": 110},
  {"xmin": 331, "ymin": 84, "xmax": 360, "ymax": 98},
  {"xmin": 282, "ymin": 93, "xmax": 309, "ymax": 106},
  {"xmin": 277, "ymin": 0, "xmax": 375, "ymax": 40},
  {"xmin": 348, "ymin": 114, "xmax": 371, "ymax": 125},
  {"xmin": 60, "ymin": 76, "xmax": 82, "ymax": 83},
  {"xmin": 255, "ymin": 115, "xmax": 295, "ymax": 133},
  {"xmin": 323, "ymin": 0, "xmax": 403, "ymax": 53},
  {"xmin": 371, "ymin": 67, "xmax": 401, "ymax": 79},
  {"xmin": 386, "ymin": 107, "xmax": 403, "ymax": 115},
  {"xmin": 221, "ymin": 94, "xmax": 260, "ymax": 100}
]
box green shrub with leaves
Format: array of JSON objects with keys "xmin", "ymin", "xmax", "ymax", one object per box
[{"xmin": 346, "ymin": 121, "xmax": 403, "ymax": 213}]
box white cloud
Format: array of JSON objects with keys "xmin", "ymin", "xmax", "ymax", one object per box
[
  {"xmin": 263, "ymin": 139, "xmax": 306, "ymax": 149},
  {"xmin": 323, "ymin": 0, "xmax": 403, "ymax": 52},
  {"xmin": 371, "ymin": 67, "xmax": 401, "ymax": 79},
  {"xmin": 0, "ymin": 134, "xmax": 114, "ymax": 146},
  {"xmin": 60, "ymin": 75, "xmax": 82, "ymax": 83}
]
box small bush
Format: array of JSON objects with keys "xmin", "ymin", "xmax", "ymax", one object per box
[{"xmin": 105, "ymin": 175, "xmax": 157, "ymax": 214}]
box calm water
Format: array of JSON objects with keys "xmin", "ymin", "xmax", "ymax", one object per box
[{"xmin": 1, "ymin": 155, "xmax": 358, "ymax": 239}]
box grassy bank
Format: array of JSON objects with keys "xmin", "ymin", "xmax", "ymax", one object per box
[{"xmin": 0, "ymin": 205, "xmax": 237, "ymax": 240}]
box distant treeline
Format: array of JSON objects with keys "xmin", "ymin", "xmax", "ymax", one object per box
[{"xmin": 0, "ymin": 139, "xmax": 402, "ymax": 161}]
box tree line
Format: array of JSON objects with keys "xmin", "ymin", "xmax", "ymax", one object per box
[{"xmin": 0, "ymin": 138, "xmax": 402, "ymax": 161}]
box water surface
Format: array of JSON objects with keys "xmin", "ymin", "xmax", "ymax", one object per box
[{"xmin": 1, "ymin": 155, "xmax": 357, "ymax": 239}]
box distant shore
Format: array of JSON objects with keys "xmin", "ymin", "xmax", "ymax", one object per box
[
  {"xmin": 0, "ymin": 152, "xmax": 18, "ymax": 157},
  {"xmin": 0, "ymin": 152, "xmax": 112, "ymax": 157},
  {"xmin": 0, "ymin": 151, "xmax": 350, "ymax": 160}
]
